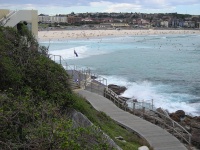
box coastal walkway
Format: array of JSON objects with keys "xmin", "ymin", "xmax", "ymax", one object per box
[{"xmin": 76, "ymin": 89, "xmax": 188, "ymax": 150}]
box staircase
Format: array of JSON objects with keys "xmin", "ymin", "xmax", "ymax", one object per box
[
  {"xmin": 0, "ymin": 10, "xmax": 38, "ymax": 38},
  {"xmin": 4, "ymin": 10, "xmax": 32, "ymax": 27},
  {"xmin": 69, "ymin": 78, "xmax": 80, "ymax": 90},
  {"xmin": 0, "ymin": 10, "xmax": 16, "ymax": 26}
]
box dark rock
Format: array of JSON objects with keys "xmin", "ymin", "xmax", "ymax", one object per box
[
  {"xmin": 156, "ymin": 107, "xmax": 169, "ymax": 119},
  {"xmin": 184, "ymin": 117, "xmax": 192, "ymax": 125},
  {"xmin": 194, "ymin": 116, "xmax": 200, "ymax": 122},
  {"xmin": 91, "ymin": 75, "xmax": 97, "ymax": 79},
  {"xmin": 108, "ymin": 84, "xmax": 127, "ymax": 95},
  {"xmin": 191, "ymin": 128, "xmax": 200, "ymax": 146},
  {"xmin": 170, "ymin": 113, "xmax": 180, "ymax": 122},
  {"xmin": 191, "ymin": 122, "xmax": 200, "ymax": 129},
  {"xmin": 175, "ymin": 110, "xmax": 185, "ymax": 118},
  {"xmin": 156, "ymin": 107, "xmax": 165, "ymax": 115}
]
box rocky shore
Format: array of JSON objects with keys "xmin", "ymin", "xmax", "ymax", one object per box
[
  {"xmin": 108, "ymin": 84, "xmax": 200, "ymax": 149},
  {"xmin": 169, "ymin": 110, "xmax": 200, "ymax": 148}
]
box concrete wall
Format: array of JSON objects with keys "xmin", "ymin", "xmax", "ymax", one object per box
[
  {"xmin": 31, "ymin": 10, "xmax": 38, "ymax": 38},
  {"xmin": 0, "ymin": 9, "xmax": 10, "ymax": 19},
  {"xmin": 1, "ymin": 10, "xmax": 38, "ymax": 38}
]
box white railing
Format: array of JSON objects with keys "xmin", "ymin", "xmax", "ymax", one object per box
[
  {"xmin": 48, "ymin": 54, "xmax": 191, "ymax": 146},
  {"xmin": 0, "ymin": 11, "xmax": 16, "ymax": 26},
  {"xmin": 124, "ymin": 99, "xmax": 191, "ymax": 145}
]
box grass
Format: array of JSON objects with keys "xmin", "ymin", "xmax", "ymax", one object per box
[{"xmin": 72, "ymin": 93, "xmax": 142, "ymax": 150}]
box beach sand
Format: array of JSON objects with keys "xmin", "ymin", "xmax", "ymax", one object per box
[{"xmin": 38, "ymin": 29, "xmax": 200, "ymax": 41}]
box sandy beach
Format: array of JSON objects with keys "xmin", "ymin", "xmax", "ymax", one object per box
[{"xmin": 38, "ymin": 29, "xmax": 200, "ymax": 41}]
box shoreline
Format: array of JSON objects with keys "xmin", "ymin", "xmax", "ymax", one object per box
[{"xmin": 38, "ymin": 29, "xmax": 200, "ymax": 41}]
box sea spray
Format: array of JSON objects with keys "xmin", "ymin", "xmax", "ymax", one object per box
[{"xmin": 40, "ymin": 34, "xmax": 200, "ymax": 116}]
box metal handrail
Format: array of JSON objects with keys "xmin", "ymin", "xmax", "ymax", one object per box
[
  {"xmin": 0, "ymin": 10, "xmax": 16, "ymax": 25},
  {"xmin": 124, "ymin": 100, "xmax": 191, "ymax": 145},
  {"xmin": 48, "ymin": 53, "xmax": 191, "ymax": 146},
  {"xmin": 87, "ymin": 81, "xmax": 191, "ymax": 145}
]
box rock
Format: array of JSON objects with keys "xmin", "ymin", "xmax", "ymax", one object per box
[
  {"xmin": 115, "ymin": 136, "xmax": 126, "ymax": 143},
  {"xmin": 138, "ymin": 146, "xmax": 149, "ymax": 150},
  {"xmin": 108, "ymin": 84, "xmax": 127, "ymax": 95},
  {"xmin": 194, "ymin": 116, "xmax": 200, "ymax": 122},
  {"xmin": 68, "ymin": 109, "xmax": 122, "ymax": 150},
  {"xmin": 170, "ymin": 113, "xmax": 180, "ymax": 122},
  {"xmin": 156, "ymin": 107, "xmax": 169, "ymax": 119},
  {"xmin": 184, "ymin": 116, "xmax": 192, "ymax": 125},
  {"xmin": 191, "ymin": 122, "xmax": 200, "ymax": 129},
  {"xmin": 191, "ymin": 128, "xmax": 200, "ymax": 146},
  {"xmin": 175, "ymin": 110, "xmax": 185, "ymax": 118}
]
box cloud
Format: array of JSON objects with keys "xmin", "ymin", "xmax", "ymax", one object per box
[
  {"xmin": 88, "ymin": 0, "xmax": 200, "ymax": 13},
  {"xmin": 1, "ymin": 0, "xmax": 200, "ymax": 14},
  {"xmin": 107, "ymin": 3, "xmax": 141, "ymax": 12},
  {"xmin": 90, "ymin": 1, "xmax": 141, "ymax": 12}
]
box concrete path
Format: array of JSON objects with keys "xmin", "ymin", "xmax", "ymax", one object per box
[{"xmin": 76, "ymin": 89, "xmax": 188, "ymax": 150}]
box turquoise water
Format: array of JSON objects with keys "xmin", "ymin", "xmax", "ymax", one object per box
[{"xmin": 40, "ymin": 34, "xmax": 200, "ymax": 116}]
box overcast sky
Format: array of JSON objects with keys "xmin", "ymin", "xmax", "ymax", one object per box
[{"xmin": 1, "ymin": 0, "xmax": 200, "ymax": 15}]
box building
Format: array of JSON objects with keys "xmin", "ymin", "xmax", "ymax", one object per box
[
  {"xmin": 111, "ymin": 23, "xmax": 129, "ymax": 28},
  {"xmin": 67, "ymin": 16, "xmax": 81, "ymax": 24},
  {"xmin": 160, "ymin": 21, "xmax": 169, "ymax": 27},
  {"xmin": 38, "ymin": 14, "xmax": 50, "ymax": 23},
  {"xmin": 0, "ymin": 9, "xmax": 38, "ymax": 38},
  {"xmin": 38, "ymin": 14, "xmax": 67, "ymax": 23}
]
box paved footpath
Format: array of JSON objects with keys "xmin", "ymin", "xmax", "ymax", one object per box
[{"xmin": 76, "ymin": 89, "xmax": 188, "ymax": 150}]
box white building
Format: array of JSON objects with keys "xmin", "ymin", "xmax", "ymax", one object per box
[
  {"xmin": 38, "ymin": 15, "xmax": 67, "ymax": 23},
  {"xmin": 0, "ymin": 9, "xmax": 38, "ymax": 38}
]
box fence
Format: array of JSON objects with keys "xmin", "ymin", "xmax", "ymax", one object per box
[
  {"xmin": 83, "ymin": 74, "xmax": 192, "ymax": 146},
  {"xmin": 49, "ymin": 54, "xmax": 191, "ymax": 146}
]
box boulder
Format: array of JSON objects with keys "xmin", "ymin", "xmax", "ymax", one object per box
[
  {"xmin": 194, "ymin": 116, "xmax": 200, "ymax": 122},
  {"xmin": 156, "ymin": 107, "xmax": 169, "ymax": 119},
  {"xmin": 191, "ymin": 122, "xmax": 200, "ymax": 129},
  {"xmin": 108, "ymin": 84, "xmax": 127, "ymax": 95},
  {"xmin": 175, "ymin": 110, "xmax": 185, "ymax": 118},
  {"xmin": 170, "ymin": 113, "xmax": 180, "ymax": 122},
  {"xmin": 191, "ymin": 128, "xmax": 200, "ymax": 146}
]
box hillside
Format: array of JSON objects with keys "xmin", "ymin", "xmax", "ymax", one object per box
[{"xmin": 0, "ymin": 26, "xmax": 141, "ymax": 149}]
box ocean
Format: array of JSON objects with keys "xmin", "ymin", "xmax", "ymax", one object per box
[{"xmin": 40, "ymin": 34, "xmax": 200, "ymax": 116}]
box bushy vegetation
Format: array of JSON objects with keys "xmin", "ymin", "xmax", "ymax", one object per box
[
  {"xmin": 0, "ymin": 26, "xmax": 141, "ymax": 149},
  {"xmin": 0, "ymin": 26, "xmax": 113, "ymax": 149}
]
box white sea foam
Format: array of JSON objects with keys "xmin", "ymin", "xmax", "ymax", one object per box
[
  {"xmin": 49, "ymin": 45, "xmax": 109, "ymax": 60},
  {"xmin": 43, "ymin": 35, "xmax": 200, "ymax": 116},
  {"xmin": 103, "ymin": 75, "xmax": 199, "ymax": 116},
  {"xmin": 49, "ymin": 46, "xmax": 88, "ymax": 59}
]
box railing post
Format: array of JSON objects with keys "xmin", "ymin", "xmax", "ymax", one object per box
[
  {"xmin": 84, "ymin": 71, "xmax": 87, "ymax": 88},
  {"xmin": 172, "ymin": 121, "xmax": 175, "ymax": 134},
  {"xmin": 142, "ymin": 100, "xmax": 144, "ymax": 108},
  {"xmin": 142, "ymin": 107, "xmax": 145, "ymax": 118},
  {"xmin": 133, "ymin": 102, "xmax": 135, "ymax": 115},
  {"xmin": 124, "ymin": 101, "xmax": 126, "ymax": 111},
  {"xmin": 90, "ymin": 82, "xmax": 92, "ymax": 92},
  {"xmin": 98, "ymin": 82, "xmax": 100, "ymax": 95},
  {"xmin": 189, "ymin": 134, "xmax": 191, "ymax": 146},
  {"xmin": 78, "ymin": 72, "xmax": 81, "ymax": 88}
]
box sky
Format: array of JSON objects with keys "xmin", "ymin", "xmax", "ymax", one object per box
[{"xmin": 1, "ymin": 0, "xmax": 200, "ymax": 15}]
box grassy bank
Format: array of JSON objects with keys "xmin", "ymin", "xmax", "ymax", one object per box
[{"xmin": 0, "ymin": 25, "xmax": 141, "ymax": 149}]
